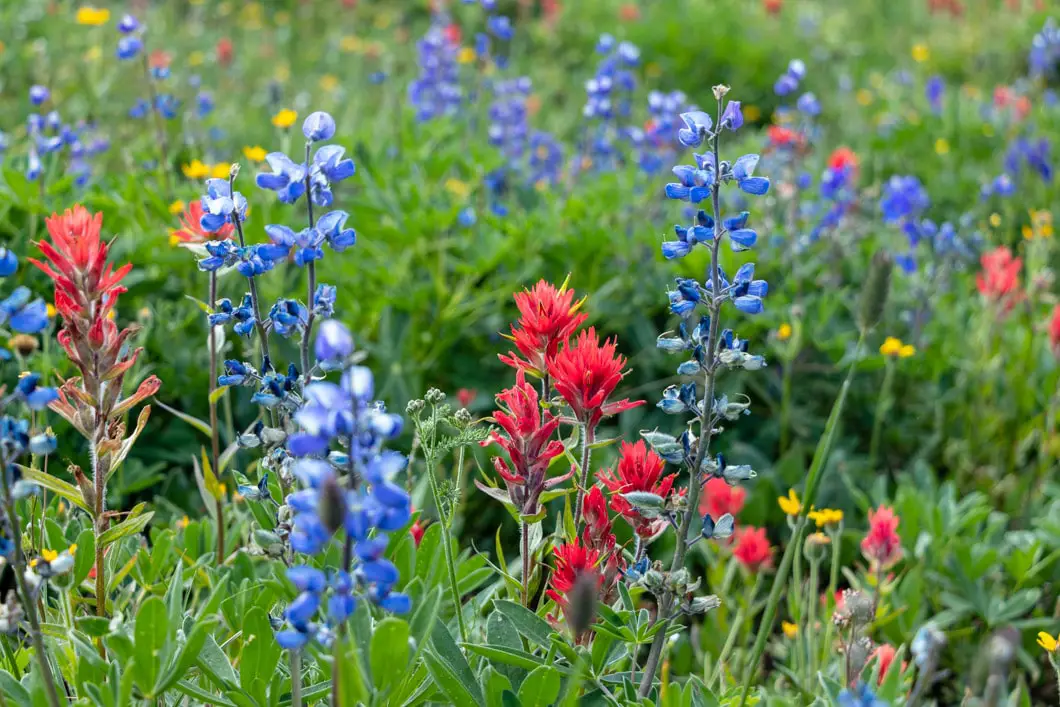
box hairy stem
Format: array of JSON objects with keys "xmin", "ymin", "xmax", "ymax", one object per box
[
  {"xmin": 572, "ymin": 424, "xmax": 594, "ymax": 528},
  {"xmin": 0, "ymin": 461, "xmax": 62, "ymax": 707},
  {"xmin": 300, "ymin": 141, "xmax": 318, "ymax": 387},
  {"xmin": 521, "ymin": 519, "xmax": 531, "ymax": 607},
  {"xmin": 208, "ymin": 271, "xmax": 225, "ymax": 561}
]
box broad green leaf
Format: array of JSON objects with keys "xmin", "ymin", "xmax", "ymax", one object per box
[
  {"xmin": 494, "ymin": 600, "xmax": 556, "ymax": 649},
  {"xmin": 488, "ymin": 611, "xmax": 528, "ymax": 689},
  {"xmin": 99, "ymin": 511, "xmax": 155, "ymax": 548},
  {"xmin": 337, "ymin": 639, "xmax": 370, "ymax": 707},
  {"xmin": 0, "ymin": 670, "xmax": 32, "ymax": 707},
  {"xmin": 133, "ymin": 596, "xmax": 168, "ymax": 696},
  {"xmin": 517, "ymin": 666, "xmax": 562, "ymax": 707},
  {"xmin": 197, "ymin": 633, "xmax": 239, "ymax": 689},
  {"xmin": 428, "ymin": 622, "xmax": 483, "ymax": 704},
  {"xmin": 240, "ymin": 607, "xmax": 281, "ymax": 705},
  {"xmin": 18, "ymin": 466, "xmax": 90, "ymax": 513},
  {"xmin": 370, "ymin": 617, "xmax": 410, "ymax": 696},
  {"xmin": 422, "ymin": 650, "xmax": 479, "ymax": 707},
  {"xmin": 464, "ymin": 644, "xmax": 546, "ymax": 672}
]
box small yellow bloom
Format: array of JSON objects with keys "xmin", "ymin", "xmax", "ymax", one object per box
[
  {"xmin": 778, "ymin": 489, "xmax": 801, "ymax": 516},
  {"xmin": 935, "ymin": 138, "xmax": 949, "ymax": 155},
  {"xmin": 29, "ymin": 559, "xmax": 38, "ymax": 568},
  {"xmin": 243, "ymin": 145, "xmax": 267, "ymax": 162},
  {"xmin": 168, "ymin": 200, "xmax": 186, "ymax": 215},
  {"xmin": 182, "ymin": 160, "xmax": 210, "ymax": 179},
  {"xmin": 808, "ymin": 508, "xmax": 844, "ymax": 527},
  {"xmin": 341, "ymin": 35, "xmax": 364, "ymax": 53},
  {"xmin": 777, "ymin": 323, "xmax": 792, "ymax": 341},
  {"xmin": 177, "ymin": 515, "xmax": 190, "ymax": 529},
  {"xmin": 898, "ymin": 344, "xmax": 915, "ymax": 358},
  {"xmin": 85, "ymin": 45, "xmax": 102, "ymax": 62},
  {"xmin": 445, "ymin": 179, "xmax": 471, "ymax": 199},
  {"xmin": 76, "ymin": 7, "xmax": 110, "ymax": 25},
  {"xmin": 782, "ymin": 621, "xmax": 798, "ymax": 638},
  {"xmin": 880, "ymin": 336, "xmax": 903, "ymax": 357},
  {"xmin": 989, "ymin": 213, "xmax": 1001, "ymax": 228},
  {"xmin": 856, "ymin": 89, "xmax": 873, "ymax": 106},
  {"xmin": 457, "ymin": 47, "xmax": 476, "ymax": 64},
  {"xmin": 106, "ymin": 310, "xmax": 116, "ymax": 321},
  {"xmin": 272, "ymin": 109, "xmax": 297, "ymax": 129},
  {"xmin": 46, "ymin": 304, "xmax": 56, "ymax": 319},
  {"xmin": 57, "ymin": 500, "xmax": 66, "ymax": 513},
  {"xmin": 1038, "ymin": 632, "xmax": 1058, "ymax": 652},
  {"xmin": 320, "ymin": 74, "xmax": 339, "ymax": 92},
  {"xmin": 68, "ymin": 544, "xmax": 77, "ymax": 555},
  {"xmin": 911, "ymin": 44, "xmax": 930, "ymax": 63},
  {"xmin": 743, "ymin": 105, "xmax": 761, "ymax": 122},
  {"xmin": 41, "ymin": 549, "xmax": 58, "ymax": 562},
  {"xmin": 211, "ymin": 163, "xmax": 232, "ymax": 180},
  {"xmin": 189, "ymin": 51, "xmax": 205, "ymax": 67},
  {"xmin": 169, "ymin": 232, "xmax": 182, "ymax": 247}
]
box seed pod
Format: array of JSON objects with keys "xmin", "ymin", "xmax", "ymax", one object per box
[
  {"xmin": 858, "ymin": 252, "xmax": 893, "ymax": 332},
  {"xmin": 318, "ymin": 475, "xmax": 347, "ymax": 536}
]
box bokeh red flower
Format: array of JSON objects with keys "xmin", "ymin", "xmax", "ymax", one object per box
[{"xmin": 861, "ymin": 505, "xmax": 902, "ymax": 570}]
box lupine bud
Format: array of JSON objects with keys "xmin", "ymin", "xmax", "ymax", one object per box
[
  {"xmin": 858, "ymin": 252, "xmax": 893, "ymax": 332},
  {"xmin": 315, "ymin": 319, "xmax": 354, "ymax": 362}
]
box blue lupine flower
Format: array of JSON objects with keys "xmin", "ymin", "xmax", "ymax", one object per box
[
  {"xmin": 200, "ymin": 178, "xmax": 249, "ymax": 233},
  {"xmin": 796, "ymin": 92, "xmax": 820, "ymax": 116},
  {"xmin": 13, "ymin": 373, "xmax": 58, "ymax": 411},
  {"xmin": 719, "ymin": 101, "xmax": 743, "ymax": 131},
  {"xmin": 724, "ymin": 211, "xmax": 758, "ymax": 251},
  {"xmin": 128, "ymin": 99, "xmax": 149, "ymax": 119},
  {"xmin": 256, "ymin": 153, "xmax": 306, "ymax": 203},
  {"xmin": 774, "ymin": 60, "xmax": 805, "ymax": 96},
  {"xmin": 315, "ymin": 320, "xmax": 354, "ymax": 363},
  {"xmin": 154, "ymin": 94, "xmax": 180, "ymax": 120},
  {"xmin": 0, "ymin": 288, "xmax": 49, "ymax": 333},
  {"xmin": 29, "ymin": 86, "xmax": 49, "ymax": 106},
  {"xmin": 269, "ymin": 299, "xmax": 308, "ymax": 338},
  {"xmin": 263, "ymin": 225, "xmax": 323, "ymax": 266},
  {"xmin": 315, "ymin": 210, "xmax": 357, "ymax": 252},
  {"xmin": 117, "ymin": 35, "xmax": 142, "ymax": 60},
  {"xmin": 197, "ymin": 92, "xmax": 215, "ymax": 118},
  {"xmin": 0, "ymin": 249, "xmax": 17, "ymax": 278},
  {"xmin": 596, "ymin": 33, "xmax": 615, "ymax": 54},
  {"xmin": 29, "ymin": 431, "xmax": 57, "ymax": 456},
  {"xmin": 665, "ymin": 163, "xmax": 713, "ymax": 203},
  {"xmin": 677, "ymin": 111, "xmax": 713, "ymax": 148},
  {"xmin": 926, "ymin": 75, "xmax": 944, "ymax": 113},
  {"xmin": 26, "ymin": 149, "xmax": 41, "ymax": 181},
  {"xmin": 303, "ymin": 111, "xmax": 336, "ymax": 142},
  {"xmin": 731, "ymin": 154, "xmax": 770, "ymax": 195},
  {"xmin": 117, "ymin": 14, "xmax": 140, "ymax": 34},
  {"xmin": 838, "ymin": 683, "xmax": 888, "ymax": 707},
  {"xmin": 218, "ymin": 360, "xmax": 255, "ymax": 387},
  {"xmin": 252, "ymin": 364, "xmax": 299, "ymax": 409},
  {"xmin": 313, "ymin": 285, "xmax": 336, "ymax": 318},
  {"xmin": 210, "ymin": 294, "xmax": 257, "ymax": 336},
  {"xmin": 407, "ymin": 23, "xmax": 463, "ymax": 122},
  {"xmin": 880, "ymin": 175, "xmax": 929, "ymax": 223},
  {"xmin": 1029, "ymin": 18, "xmax": 1060, "ymax": 80},
  {"xmin": 667, "ymin": 278, "xmax": 703, "ymax": 317},
  {"xmin": 487, "ymin": 15, "xmax": 513, "ymax": 40}
]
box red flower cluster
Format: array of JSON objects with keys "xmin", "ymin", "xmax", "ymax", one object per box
[
  {"xmin": 976, "ymin": 246, "xmax": 1022, "ymax": 308},
  {"xmin": 927, "ymin": 0, "xmax": 964, "ymax": 16},
  {"xmin": 549, "ymin": 327, "xmax": 643, "ymax": 432},
  {"xmin": 479, "ymin": 371, "xmax": 569, "ymax": 515},
  {"xmin": 699, "ymin": 476, "xmax": 746, "ymax": 520},
  {"xmin": 598, "ymin": 440, "xmax": 678, "ymax": 541},
  {"xmin": 31, "ymin": 207, "xmax": 160, "ymax": 463},
  {"xmin": 733, "ymin": 526, "xmax": 773, "ymax": 572},
  {"xmin": 545, "ymin": 539, "xmax": 601, "ymax": 642},
  {"xmin": 581, "ymin": 485, "xmax": 623, "ymax": 602},
  {"xmin": 172, "ymin": 200, "xmax": 234, "ymax": 246},
  {"xmin": 1048, "ymin": 305, "xmax": 1060, "ymax": 357},
  {"xmin": 828, "ymin": 146, "xmax": 859, "ymax": 175},
  {"xmin": 763, "ymin": 0, "xmax": 783, "ymax": 14},
  {"xmin": 861, "ymin": 505, "xmax": 902, "ymax": 570},
  {"xmin": 766, "ymin": 125, "xmax": 806, "ymax": 151},
  {"xmin": 870, "ymin": 644, "xmax": 906, "ymax": 685},
  {"xmin": 499, "ymin": 279, "xmax": 587, "ymax": 377}
]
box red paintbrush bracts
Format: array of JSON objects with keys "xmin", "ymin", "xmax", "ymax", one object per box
[{"xmin": 499, "ymin": 279, "xmax": 588, "ymax": 377}]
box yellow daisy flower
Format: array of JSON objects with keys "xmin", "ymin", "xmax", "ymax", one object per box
[
  {"xmin": 272, "ymin": 109, "xmax": 297, "ymax": 129},
  {"xmin": 76, "ymin": 7, "xmax": 110, "ymax": 25},
  {"xmin": 808, "ymin": 508, "xmax": 844, "ymax": 527},
  {"xmin": 445, "ymin": 179, "xmax": 471, "ymax": 199},
  {"xmin": 782, "ymin": 621, "xmax": 798, "ymax": 638},
  {"xmin": 911, "ymin": 44, "xmax": 930, "ymax": 63},
  {"xmin": 168, "ymin": 200, "xmax": 186, "ymax": 215},
  {"xmin": 935, "ymin": 138, "xmax": 949, "ymax": 155},
  {"xmin": 879, "ymin": 337, "xmax": 903, "ymax": 357},
  {"xmin": 243, "ymin": 145, "xmax": 267, "ymax": 162},
  {"xmin": 182, "ymin": 160, "xmax": 210, "ymax": 179},
  {"xmin": 778, "ymin": 489, "xmax": 801, "ymax": 516},
  {"xmin": 211, "ymin": 163, "xmax": 232, "ymax": 180},
  {"xmin": 777, "ymin": 323, "xmax": 792, "ymax": 341},
  {"xmin": 1038, "ymin": 632, "xmax": 1058, "ymax": 653}
]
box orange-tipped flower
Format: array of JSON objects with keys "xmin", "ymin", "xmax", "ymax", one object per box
[
  {"xmin": 499, "ymin": 278, "xmax": 588, "ymax": 377},
  {"xmin": 172, "ymin": 199, "xmax": 234, "ymax": 246}
]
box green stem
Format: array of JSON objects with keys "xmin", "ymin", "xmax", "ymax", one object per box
[
  {"xmin": 819, "ymin": 525, "xmax": 843, "ymax": 667},
  {"xmin": 805, "ymin": 555, "xmax": 821, "ymax": 682},
  {"xmin": 208, "ymin": 271, "xmax": 225, "ymax": 562},
  {"xmin": 521, "ymin": 520, "xmax": 530, "ymax": 607},
  {"xmin": 868, "ymin": 360, "xmax": 896, "ymax": 470},
  {"xmin": 737, "ymin": 332, "xmax": 866, "ymax": 707},
  {"xmin": 290, "ymin": 651, "xmax": 302, "ymax": 707},
  {"xmin": 572, "ymin": 424, "xmax": 594, "ymax": 529},
  {"xmin": 422, "ymin": 436, "xmax": 468, "ymax": 643}
]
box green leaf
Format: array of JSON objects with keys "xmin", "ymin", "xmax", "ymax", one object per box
[
  {"xmin": 210, "ymin": 386, "xmax": 231, "ymax": 404},
  {"xmin": 0, "ymin": 670, "xmax": 33, "ymax": 707},
  {"xmin": 422, "ymin": 650, "xmax": 479, "ymax": 707},
  {"xmin": 98, "ymin": 511, "xmax": 155, "ymax": 548},
  {"xmin": 156, "ymin": 617, "xmax": 217, "ymax": 694},
  {"xmin": 370, "ymin": 617, "xmax": 410, "ymax": 696},
  {"xmin": 409, "ymin": 585, "xmax": 443, "ymax": 656},
  {"xmin": 488, "ymin": 611, "xmax": 529, "ymax": 689},
  {"xmin": 75, "ymin": 616, "xmax": 112, "ymax": 638},
  {"xmin": 337, "ymin": 639, "xmax": 370, "ymax": 707},
  {"xmin": 133, "ymin": 596, "xmax": 168, "ymax": 696},
  {"xmin": 73, "ymin": 528, "xmax": 95, "ymax": 585},
  {"xmin": 494, "ymin": 600, "xmax": 556, "ymax": 649},
  {"xmin": 517, "ymin": 666, "xmax": 562, "ymax": 707},
  {"xmin": 155, "ymin": 399, "xmax": 212, "ymax": 437},
  {"xmin": 175, "ymin": 680, "xmax": 238, "ymax": 707},
  {"xmin": 240, "ymin": 607, "xmax": 281, "ymax": 705},
  {"xmin": 427, "ymin": 622, "xmax": 483, "ymax": 705},
  {"xmin": 17, "ymin": 466, "xmax": 90, "ymax": 513},
  {"xmin": 197, "ymin": 634, "xmax": 239, "ymax": 690},
  {"xmin": 464, "ymin": 644, "xmax": 546, "ymax": 672}
]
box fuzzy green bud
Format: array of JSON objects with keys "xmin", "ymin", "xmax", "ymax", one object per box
[{"xmin": 857, "ymin": 252, "xmax": 893, "ymax": 332}]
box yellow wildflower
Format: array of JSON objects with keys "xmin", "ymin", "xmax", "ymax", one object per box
[
  {"xmin": 808, "ymin": 508, "xmax": 844, "ymax": 527},
  {"xmin": 777, "ymin": 323, "xmax": 792, "ymax": 341},
  {"xmin": 1038, "ymin": 632, "xmax": 1058, "ymax": 652},
  {"xmin": 68, "ymin": 544, "xmax": 77, "ymax": 555},
  {"xmin": 168, "ymin": 200, "xmax": 186, "ymax": 215},
  {"xmin": 458, "ymin": 47, "xmax": 476, "ymax": 64},
  {"xmin": 898, "ymin": 344, "xmax": 915, "ymax": 358},
  {"xmin": 879, "ymin": 337, "xmax": 903, "ymax": 356},
  {"xmin": 989, "ymin": 213, "xmax": 1001, "ymax": 228},
  {"xmin": 46, "ymin": 304, "xmax": 56, "ymax": 319},
  {"xmin": 57, "ymin": 500, "xmax": 66, "ymax": 513},
  {"xmin": 211, "ymin": 163, "xmax": 232, "ymax": 180},
  {"xmin": 341, "ymin": 36, "xmax": 363, "ymax": 53},
  {"xmin": 189, "ymin": 51, "xmax": 205, "ymax": 67},
  {"xmin": 177, "ymin": 515, "xmax": 190, "ymax": 529},
  {"xmin": 106, "ymin": 310, "xmax": 116, "ymax": 321},
  {"xmin": 778, "ymin": 489, "xmax": 801, "ymax": 516},
  {"xmin": 445, "ymin": 179, "xmax": 471, "ymax": 199},
  {"xmin": 856, "ymin": 90, "xmax": 873, "ymax": 106},
  {"xmin": 168, "ymin": 232, "xmax": 181, "ymax": 247},
  {"xmin": 935, "ymin": 138, "xmax": 949, "ymax": 155},
  {"xmin": 272, "ymin": 109, "xmax": 297, "ymax": 129},
  {"xmin": 782, "ymin": 621, "xmax": 798, "ymax": 638},
  {"xmin": 42, "ymin": 548, "xmax": 58, "ymax": 562},
  {"xmin": 320, "ymin": 74, "xmax": 339, "ymax": 92},
  {"xmin": 243, "ymin": 145, "xmax": 267, "ymax": 162},
  {"xmin": 76, "ymin": 7, "xmax": 110, "ymax": 25},
  {"xmin": 182, "ymin": 160, "xmax": 210, "ymax": 179},
  {"xmin": 743, "ymin": 105, "xmax": 762, "ymax": 122},
  {"xmin": 807, "ymin": 532, "xmax": 831, "ymax": 546},
  {"xmin": 911, "ymin": 44, "xmax": 930, "ymax": 63}
]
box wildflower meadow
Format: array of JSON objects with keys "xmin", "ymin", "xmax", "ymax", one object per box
[{"xmin": 1, "ymin": 0, "xmax": 1060, "ymax": 705}]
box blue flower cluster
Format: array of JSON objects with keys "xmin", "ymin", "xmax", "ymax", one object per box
[
  {"xmin": 1002, "ymin": 135, "xmax": 1053, "ymax": 184},
  {"xmin": 116, "ymin": 14, "xmax": 142, "ymax": 60},
  {"xmin": 925, "ymin": 75, "xmax": 945, "ymax": 114},
  {"xmin": 256, "ymin": 114, "xmax": 355, "ymax": 207},
  {"xmin": 629, "ymin": 90, "xmax": 697, "ymax": 174},
  {"xmin": 774, "ymin": 59, "xmax": 806, "ymax": 96},
  {"xmin": 0, "ymin": 250, "xmax": 49, "ymax": 359},
  {"xmin": 23, "ymin": 87, "xmax": 109, "ymax": 186},
  {"xmin": 577, "ymin": 34, "xmax": 640, "ymax": 170},
  {"xmin": 1029, "ymin": 18, "xmax": 1059, "ymax": 80},
  {"xmin": 837, "ymin": 683, "xmax": 888, "ymax": 707},
  {"xmin": 275, "ymin": 321, "xmax": 412, "ymax": 649},
  {"xmin": 408, "ymin": 21, "xmax": 463, "ymax": 122}
]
